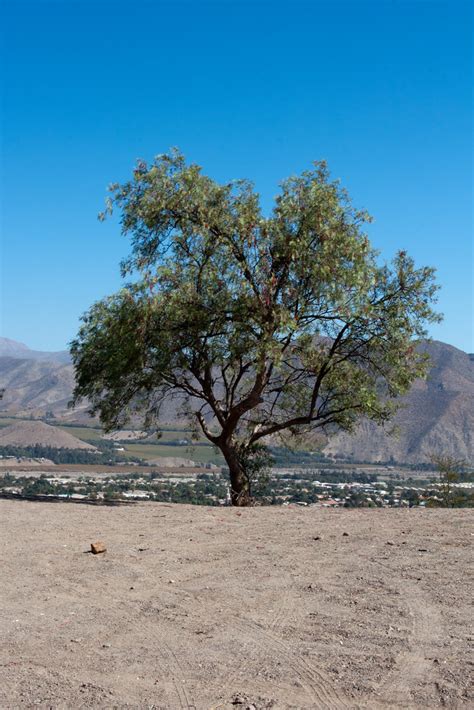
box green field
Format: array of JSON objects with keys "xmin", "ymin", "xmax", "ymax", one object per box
[
  {"xmin": 56, "ymin": 425, "xmax": 103, "ymax": 441},
  {"xmin": 123, "ymin": 442, "xmax": 224, "ymax": 465},
  {"xmin": 54, "ymin": 425, "xmax": 222, "ymax": 464},
  {"xmin": 0, "ymin": 417, "xmax": 222, "ymax": 465},
  {"xmin": 0, "ymin": 417, "xmax": 23, "ymax": 428}
]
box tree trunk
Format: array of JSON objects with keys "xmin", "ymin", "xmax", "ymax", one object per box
[{"xmin": 221, "ymin": 444, "xmax": 252, "ymax": 507}]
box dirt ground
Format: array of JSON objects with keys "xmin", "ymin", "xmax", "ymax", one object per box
[{"xmin": 0, "ymin": 501, "xmax": 472, "ymax": 709}]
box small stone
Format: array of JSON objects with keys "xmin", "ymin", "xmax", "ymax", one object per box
[
  {"xmin": 386, "ymin": 541, "xmax": 395, "ymax": 545},
  {"xmin": 91, "ymin": 541, "xmax": 106, "ymax": 554},
  {"xmin": 313, "ymin": 536, "xmax": 322, "ymax": 541},
  {"xmin": 342, "ymin": 532, "xmax": 349, "ymax": 537}
]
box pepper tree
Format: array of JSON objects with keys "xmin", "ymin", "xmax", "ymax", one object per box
[{"xmin": 71, "ymin": 150, "xmax": 439, "ymax": 505}]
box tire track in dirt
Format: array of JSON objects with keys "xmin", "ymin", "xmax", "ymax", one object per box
[
  {"xmin": 178, "ymin": 579, "xmax": 327, "ymax": 707},
  {"xmin": 137, "ymin": 550, "xmax": 350, "ymax": 708},
  {"xmin": 216, "ymin": 586, "xmax": 297, "ymax": 704},
  {"xmin": 373, "ymin": 569, "xmax": 444, "ymax": 708},
  {"xmin": 154, "ymin": 639, "xmax": 195, "ymax": 710},
  {"xmin": 210, "ymin": 578, "xmax": 350, "ymax": 710},
  {"xmin": 241, "ymin": 616, "xmax": 351, "ymax": 709},
  {"xmin": 120, "ymin": 605, "xmax": 196, "ymax": 710}
]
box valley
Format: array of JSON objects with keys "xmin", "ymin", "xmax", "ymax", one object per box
[{"xmin": 1, "ymin": 337, "xmax": 473, "ymax": 466}]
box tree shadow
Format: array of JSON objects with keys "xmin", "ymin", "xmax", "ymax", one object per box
[{"xmin": 0, "ymin": 492, "xmax": 136, "ymax": 507}]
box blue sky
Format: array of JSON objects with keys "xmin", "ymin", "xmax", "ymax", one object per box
[{"xmin": 1, "ymin": 0, "xmax": 472, "ymax": 352}]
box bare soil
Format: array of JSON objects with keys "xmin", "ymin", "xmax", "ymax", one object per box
[
  {"xmin": 0, "ymin": 501, "xmax": 472, "ymax": 709},
  {"xmin": 0, "ymin": 421, "xmax": 96, "ymax": 450}
]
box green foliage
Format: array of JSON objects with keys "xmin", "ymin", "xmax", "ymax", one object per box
[
  {"xmin": 21, "ymin": 477, "xmax": 56, "ymax": 496},
  {"xmin": 71, "ymin": 150, "xmax": 440, "ymax": 504},
  {"xmin": 428, "ymin": 455, "xmax": 474, "ymax": 508},
  {"xmin": 0, "ymin": 443, "xmax": 142, "ymax": 465},
  {"xmin": 269, "ymin": 446, "xmax": 330, "ymax": 466},
  {"xmin": 234, "ymin": 443, "xmax": 273, "ymax": 497},
  {"xmin": 399, "ymin": 488, "xmax": 420, "ymax": 507}
]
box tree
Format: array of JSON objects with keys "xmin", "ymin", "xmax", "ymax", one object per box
[
  {"xmin": 71, "ymin": 150, "xmax": 440, "ymax": 506},
  {"xmin": 430, "ymin": 455, "xmax": 466, "ymax": 507}
]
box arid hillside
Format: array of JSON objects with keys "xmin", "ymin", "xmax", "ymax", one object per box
[
  {"xmin": 0, "ymin": 420, "xmax": 97, "ymax": 450},
  {"xmin": 0, "ymin": 337, "xmax": 70, "ymax": 363},
  {"xmin": 1, "ymin": 338, "xmax": 473, "ymax": 463},
  {"xmin": 324, "ymin": 341, "xmax": 474, "ymax": 463},
  {"xmin": 0, "ymin": 356, "xmax": 78, "ymax": 416},
  {"xmin": 0, "ymin": 501, "xmax": 471, "ymax": 709}
]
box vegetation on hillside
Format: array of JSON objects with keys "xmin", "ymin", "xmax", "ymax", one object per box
[{"xmin": 0, "ymin": 443, "xmax": 144, "ymax": 465}]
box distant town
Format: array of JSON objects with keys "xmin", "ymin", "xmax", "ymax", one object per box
[{"xmin": 1, "ymin": 461, "xmax": 473, "ymax": 508}]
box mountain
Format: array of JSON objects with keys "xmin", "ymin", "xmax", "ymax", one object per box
[
  {"xmin": 323, "ymin": 341, "xmax": 474, "ymax": 463},
  {"xmin": 0, "ymin": 356, "xmax": 78, "ymax": 416},
  {"xmin": 0, "ymin": 420, "xmax": 96, "ymax": 450},
  {"xmin": 0, "ymin": 338, "xmax": 472, "ymax": 463},
  {"xmin": 0, "ymin": 338, "xmax": 70, "ymax": 364}
]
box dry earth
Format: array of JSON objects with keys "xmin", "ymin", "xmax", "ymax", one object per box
[
  {"xmin": 0, "ymin": 421, "xmax": 96, "ymax": 450},
  {"xmin": 0, "ymin": 501, "xmax": 472, "ymax": 709}
]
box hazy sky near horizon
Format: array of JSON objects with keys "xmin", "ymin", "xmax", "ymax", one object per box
[{"xmin": 1, "ymin": 0, "xmax": 472, "ymax": 352}]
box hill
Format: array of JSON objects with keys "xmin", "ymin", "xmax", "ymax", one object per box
[
  {"xmin": 0, "ymin": 421, "xmax": 96, "ymax": 450},
  {"xmin": 0, "ymin": 501, "xmax": 471, "ymax": 708},
  {"xmin": 0, "ymin": 338, "xmax": 472, "ymax": 463},
  {"xmin": 324, "ymin": 341, "xmax": 474, "ymax": 463},
  {"xmin": 0, "ymin": 337, "xmax": 70, "ymax": 364},
  {"xmin": 0, "ymin": 356, "xmax": 87, "ymax": 418}
]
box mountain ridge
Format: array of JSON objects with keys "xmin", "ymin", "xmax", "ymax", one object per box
[
  {"xmin": 0, "ymin": 337, "xmax": 70, "ymax": 364},
  {"xmin": 0, "ymin": 337, "xmax": 472, "ymax": 463}
]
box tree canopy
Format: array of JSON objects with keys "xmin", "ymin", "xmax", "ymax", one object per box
[{"xmin": 71, "ymin": 150, "xmax": 440, "ymax": 505}]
